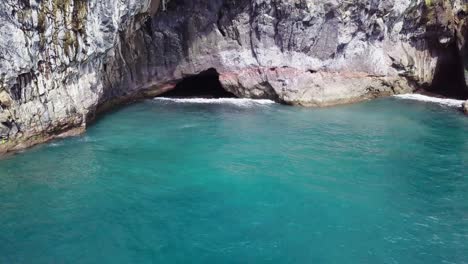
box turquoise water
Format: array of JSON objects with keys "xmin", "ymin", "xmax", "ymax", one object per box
[{"xmin": 0, "ymin": 98, "xmax": 467, "ymax": 263}]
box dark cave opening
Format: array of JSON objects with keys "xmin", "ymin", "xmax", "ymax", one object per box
[
  {"xmin": 158, "ymin": 68, "xmax": 236, "ymax": 98},
  {"xmin": 429, "ymin": 40, "xmax": 468, "ymax": 100}
]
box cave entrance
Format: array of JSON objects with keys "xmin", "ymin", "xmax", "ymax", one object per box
[
  {"xmin": 429, "ymin": 40, "xmax": 468, "ymax": 99},
  {"xmin": 159, "ymin": 68, "xmax": 236, "ymax": 98}
]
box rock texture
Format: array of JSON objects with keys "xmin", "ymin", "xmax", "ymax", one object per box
[
  {"xmin": 0, "ymin": 0, "xmax": 467, "ymax": 153},
  {"xmin": 0, "ymin": 0, "xmax": 164, "ymax": 153},
  {"xmin": 114, "ymin": 0, "xmax": 467, "ymax": 104}
]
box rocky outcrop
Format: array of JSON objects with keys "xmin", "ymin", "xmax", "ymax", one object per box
[
  {"xmin": 0, "ymin": 0, "xmax": 165, "ymax": 153},
  {"xmin": 464, "ymin": 100, "xmax": 468, "ymax": 115},
  {"xmin": 105, "ymin": 0, "xmax": 468, "ymax": 104},
  {"xmin": 0, "ymin": 0, "xmax": 467, "ymax": 154}
]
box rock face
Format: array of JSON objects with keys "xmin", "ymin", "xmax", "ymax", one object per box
[
  {"xmin": 464, "ymin": 100, "xmax": 468, "ymax": 115},
  {"xmin": 0, "ymin": 0, "xmax": 164, "ymax": 153},
  {"xmin": 0, "ymin": 0, "xmax": 467, "ymax": 153}
]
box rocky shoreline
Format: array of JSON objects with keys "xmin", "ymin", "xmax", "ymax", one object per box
[
  {"xmin": 1, "ymin": 0, "xmax": 467, "ymax": 155},
  {"xmin": 220, "ymin": 68, "xmax": 413, "ymax": 106}
]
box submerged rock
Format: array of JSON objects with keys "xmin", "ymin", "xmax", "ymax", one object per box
[{"xmin": 0, "ymin": 0, "xmax": 467, "ymax": 153}]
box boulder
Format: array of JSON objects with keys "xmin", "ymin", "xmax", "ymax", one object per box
[{"xmin": 0, "ymin": 90, "xmax": 12, "ymax": 108}]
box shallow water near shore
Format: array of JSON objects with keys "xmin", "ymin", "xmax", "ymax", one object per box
[{"xmin": 0, "ymin": 98, "xmax": 467, "ymax": 263}]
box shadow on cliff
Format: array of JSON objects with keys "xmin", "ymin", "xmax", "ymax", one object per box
[
  {"xmin": 157, "ymin": 68, "xmax": 236, "ymax": 98},
  {"xmin": 428, "ymin": 40, "xmax": 468, "ymax": 99}
]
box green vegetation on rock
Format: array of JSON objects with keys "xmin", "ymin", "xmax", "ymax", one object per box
[{"xmin": 37, "ymin": 0, "xmax": 88, "ymax": 58}]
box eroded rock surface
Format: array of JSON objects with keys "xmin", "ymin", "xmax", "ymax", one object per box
[
  {"xmin": 0, "ymin": 0, "xmax": 164, "ymax": 153},
  {"xmin": 0, "ymin": 0, "xmax": 467, "ymax": 153},
  {"xmin": 104, "ymin": 0, "xmax": 468, "ymax": 105}
]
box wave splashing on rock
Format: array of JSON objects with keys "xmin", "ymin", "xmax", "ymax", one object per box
[
  {"xmin": 394, "ymin": 94, "xmax": 465, "ymax": 108},
  {"xmin": 153, "ymin": 97, "xmax": 276, "ymax": 106}
]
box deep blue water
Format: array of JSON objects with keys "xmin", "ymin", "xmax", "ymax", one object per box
[{"xmin": 0, "ymin": 98, "xmax": 467, "ymax": 263}]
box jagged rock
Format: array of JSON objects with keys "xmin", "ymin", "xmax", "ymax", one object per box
[
  {"xmin": 107, "ymin": 0, "xmax": 467, "ymax": 103},
  {"xmin": 0, "ymin": 0, "xmax": 165, "ymax": 152},
  {"xmin": 0, "ymin": 91, "xmax": 12, "ymax": 108},
  {"xmin": 0, "ymin": 110, "xmax": 12, "ymax": 139},
  {"xmin": 0, "ymin": 110, "xmax": 11, "ymax": 121},
  {"xmin": 0, "ymin": 124, "xmax": 9, "ymax": 139},
  {"xmin": 463, "ymin": 100, "xmax": 468, "ymax": 115},
  {"xmin": 0, "ymin": 0, "xmax": 467, "ymax": 153}
]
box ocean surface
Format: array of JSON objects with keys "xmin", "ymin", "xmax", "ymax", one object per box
[{"xmin": 0, "ymin": 97, "xmax": 467, "ymax": 263}]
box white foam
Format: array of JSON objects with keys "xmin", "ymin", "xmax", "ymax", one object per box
[
  {"xmin": 49, "ymin": 142, "xmax": 64, "ymax": 147},
  {"xmin": 394, "ymin": 94, "xmax": 465, "ymax": 108},
  {"xmin": 154, "ymin": 97, "xmax": 276, "ymax": 106}
]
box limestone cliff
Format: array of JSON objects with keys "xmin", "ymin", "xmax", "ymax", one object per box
[
  {"xmin": 0, "ymin": 0, "xmax": 164, "ymax": 152},
  {"xmin": 0, "ymin": 0, "xmax": 467, "ymax": 153}
]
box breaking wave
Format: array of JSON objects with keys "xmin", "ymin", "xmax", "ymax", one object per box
[
  {"xmin": 154, "ymin": 97, "xmax": 276, "ymax": 106},
  {"xmin": 394, "ymin": 94, "xmax": 465, "ymax": 108}
]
